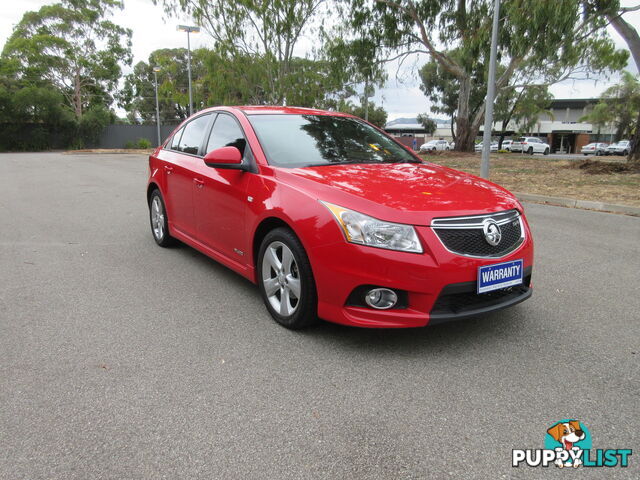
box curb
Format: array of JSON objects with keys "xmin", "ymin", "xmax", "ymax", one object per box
[{"xmin": 514, "ymin": 192, "xmax": 640, "ymax": 217}]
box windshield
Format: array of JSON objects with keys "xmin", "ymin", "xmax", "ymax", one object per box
[{"xmin": 248, "ymin": 114, "xmax": 420, "ymax": 168}]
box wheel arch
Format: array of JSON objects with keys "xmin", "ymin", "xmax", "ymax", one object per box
[
  {"xmin": 252, "ymin": 216, "xmax": 296, "ymax": 269},
  {"xmin": 147, "ymin": 182, "xmax": 161, "ymax": 206}
]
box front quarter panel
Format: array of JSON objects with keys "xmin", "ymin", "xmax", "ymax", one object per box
[{"xmin": 245, "ymin": 167, "xmax": 345, "ymax": 278}]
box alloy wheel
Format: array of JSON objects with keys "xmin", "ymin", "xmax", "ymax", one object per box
[
  {"xmin": 151, "ymin": 196, "xmax": 164, "ymax": 240},
  {"xmin": 261, "ymin": 241, "xmax": 301, "ymax": 317}
]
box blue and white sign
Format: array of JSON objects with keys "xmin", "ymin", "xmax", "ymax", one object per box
[{"xmin": 477, "ymin": 259, "xmax": 523, "ymax": 294}]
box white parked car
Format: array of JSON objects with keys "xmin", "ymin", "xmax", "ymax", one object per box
[
  {"xmin": 510, "ymin": 137, "xmax": 550, "ymax": 155},
  {"xmin": 501, "ymin": 140, "xmax": 513, "ymax": 151},
  {"xmin": 606, "ymin": 140, "xmax": 632, "ymax": 156},
  {"xmin": 419, "ymin": 139, "xmax": 450, "ymax": 152},
  {"xmin": 475, "ymin": 141, "xmax": 498, "ymax": 152},
  {"xmin": 581, "ymin": 142, "xmax": 608, "ymax": 156}
]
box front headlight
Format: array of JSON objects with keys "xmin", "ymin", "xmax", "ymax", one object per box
[{"xmin": 321, "ymin": 202, "xmax": 423, "ymax": 253}]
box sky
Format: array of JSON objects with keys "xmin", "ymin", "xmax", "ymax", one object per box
[{"xmin": 1, "ymin": 0, "xmax": 638, "ymax": 120}]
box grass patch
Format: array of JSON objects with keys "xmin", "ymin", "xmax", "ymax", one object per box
[{"xmin": 420, "ymin": 152, "xmax": 640, "ymax": 208}]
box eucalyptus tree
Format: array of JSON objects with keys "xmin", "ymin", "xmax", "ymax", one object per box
[
  {"xmin": 344, "ymin": 0, "xmax": 628, "ymax": 151},
  {"xmin": 416, "ymin": 114, "xmax": 437, "ymax": 135},
  {"xmin": 156, "ymin": 0, "xmax": 330, "ymax": 105},
  {"xmin": 336, "ymin": 99, "xmax": 388, "ymax": 127},
  {"xmin": 583, "ymin": 0, "xmax": 640, "ymax": 161},
  {"xmin": 581, "ymin": 72, "xmax": 640, "ymax": 143},
  {"xmin": 494, "ymin": 86, "xmax": 553, "ymax": 147},
  {"xmin": 121, "ymin": 48, "xmax": 208, "ymax": 124},
  {"xmin": 2, "ymin": 0, "xmax": 132, "ymax": 119}
]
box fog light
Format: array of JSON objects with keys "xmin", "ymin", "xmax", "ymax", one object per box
[{"xmin": 364, "ymin": 288, "xmax": 398, "ymax": 309}]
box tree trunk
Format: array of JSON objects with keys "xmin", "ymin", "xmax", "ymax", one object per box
[
  {"xmin": 629, "ymin": 108, "xmax": 640, "ymax": 163},
  {"xmin": 454, "ymin": 76, "xmax": 475, "ymax": 151},
  {"xmin": 607, "ymin": 10, "xmax": 640, "ymax": 164},
  {"xmin": 450, "ymin": 116, "xmax": 456, "ymax": 142},
  {"xmin": 455, "ymin": 117, "xmax": 479, "ymax": 152},
  {"xmin": 74, "ymin": 70, "xmax": 82, "ymax": 119},
  {"xmin": 607, "ymin": 12, "xmax": 640, "ymax": 75}
]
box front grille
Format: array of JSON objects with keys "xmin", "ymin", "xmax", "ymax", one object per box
[
  {"xmin": 432, "ymin": 210, "xmax": 524, "ymax": 258},
  {"xmin": 429, "ymin": 269, "xmax": 532, "ymax": 322}
]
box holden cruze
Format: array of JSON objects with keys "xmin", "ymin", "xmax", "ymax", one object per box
[{"xmin": 147, "ymin": 106, "xmax": 533, "ymax": 329}]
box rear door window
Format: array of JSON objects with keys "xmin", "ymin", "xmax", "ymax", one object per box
[{"xmin": 178, "ymin": 114, "xmax": 211, "ymax": 155}]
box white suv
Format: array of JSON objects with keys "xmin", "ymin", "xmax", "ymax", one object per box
[
  {"xmin": 510, "ymin": 137, "xmax": 550, "ymax": 155},
  {"xmin": 419, "ymin": 139, "xmax": 450, "ymax": 152}
]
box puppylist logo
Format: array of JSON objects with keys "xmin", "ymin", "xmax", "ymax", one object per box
[{"xmin": 512, "ymin": 420, "xmax": 632, "ymax": 468}]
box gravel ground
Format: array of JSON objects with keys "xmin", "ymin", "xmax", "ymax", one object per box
[{"xmin": 1, "ymin": 152, "xmax": 639, "ymax": 479}]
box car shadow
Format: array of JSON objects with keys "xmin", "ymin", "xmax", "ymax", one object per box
[
  {"xmin": 301, "ymin": 308, "xmax": 528, "ymax": 357},
  {"xmin": 164, "ymin": 238, "xmax": 531, "ymax": 356}
]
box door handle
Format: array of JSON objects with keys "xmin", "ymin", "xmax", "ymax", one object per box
[
  {"xmin": 193, "ymin": 178, "xmax": 204, "ymax": 188},
  {"xmin": 164, "ymin": 165, "xmax": 174, "ymax": 174}
]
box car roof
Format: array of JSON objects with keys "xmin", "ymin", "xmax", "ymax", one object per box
[{"xmin": 234, "ymin": 105, "xmax": 353, "ymax": 116}]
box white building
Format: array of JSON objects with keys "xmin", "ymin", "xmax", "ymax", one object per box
[{"xmin": 385, "ymin": 98, "xmax": 617, "ymax": 153}]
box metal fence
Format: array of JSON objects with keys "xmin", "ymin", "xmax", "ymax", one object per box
[{"xmin": 92, "ymin": 124, "xmax": 179, "ymax": 149}]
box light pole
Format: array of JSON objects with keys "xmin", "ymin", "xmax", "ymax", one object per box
[
  {"xmin": 153, "ymin": 66, "xmax": 161, "ymax": 147},
  {"xmin": 177, "ymin": 24, "xmax": 200, "ymax": 116},
  {"xmin": 480, "ymin": 0, "xmax": 501, "ymax": 179}
]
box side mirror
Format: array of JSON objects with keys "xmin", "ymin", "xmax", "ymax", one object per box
[{"xmin": 203, "ymin": 146, "xmax": 244, "ymax": 169}]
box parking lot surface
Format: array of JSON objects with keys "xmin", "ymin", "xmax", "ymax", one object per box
[{"xmin": 1, "ymin": 152, "xmax": 639, "ymax": 479}]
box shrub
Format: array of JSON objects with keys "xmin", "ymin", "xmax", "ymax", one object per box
[
  {"xmin": 78, "ymin": 106, "xmax": 113, "ymax": 145},
  {"xmin": 136, "ymin": 138, "xmax": 152, "ymax": 149}
]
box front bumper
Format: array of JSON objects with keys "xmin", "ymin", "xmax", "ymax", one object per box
[{"xmin": 309, "ymin": 220, "xmax": 534, "ymax": 328}]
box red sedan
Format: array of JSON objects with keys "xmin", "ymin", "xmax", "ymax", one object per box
[{"xmin": 147, "ymin": 106, "xmax": 533, "ymax": 329}]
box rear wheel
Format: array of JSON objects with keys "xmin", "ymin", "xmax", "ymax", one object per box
[
  {"xmin": 149, "ymin": 190, "xmax": 176, "ymax": 247},
  {"xmin": 528, "ymin": 147, "xmax": 534, "ymax": 155},
  {"xmin": 258, "ymin": 228, "xmax": 318, "ymax": 329}
]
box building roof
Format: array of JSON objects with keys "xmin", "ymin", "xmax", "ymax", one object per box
[{"xmin": 549, "ymin": 98, "xmax": 599, "ymax": 109}]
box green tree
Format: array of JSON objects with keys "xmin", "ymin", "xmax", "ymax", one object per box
[
  {"xmin": 337, "ymin": 99, "xmax": 388, "ymax": 127},
  {"xmin": 323, "ymin": 36, "xmax": 387, "ymax": 120},
  {"xmin": 416, "ymin": 114, "xmax": 437, "ymax": 135},
  {"xmin": 584, "ymin": 1, "xmax": 640, "ymax": 161},
  {"xmin": 156, "ymin": 0, "xmax": 328, "ymax": 105},
  {"xmin": 344, "ymin": 0, "xmax": 628, "ymax": 152},
  {"xmin": 581, "ymin": 71, "xmax": 640, "ymax": 142},
  {"xmin": 121, "ymin": 48, "xmax": 207, "ymax": 124},
  {"xmin": 494, "ymin": 86, "xmax": 553, "ymax": 146},
  {"xmin": 2, "ymin": 0, "xmax": 132, "ymax": 119}
]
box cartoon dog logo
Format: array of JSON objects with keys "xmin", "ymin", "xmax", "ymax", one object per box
[{"xmin": 547, "ymin": 420, "xmax": 586, "ymax": 468}]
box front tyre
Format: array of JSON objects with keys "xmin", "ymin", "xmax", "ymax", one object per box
[
  {"xmin": 544, "ymin": 147, "xmax": 550, "ymax": 155},
  {"xmin": 149, "ymin": 189, "xmax": 176, "ymax": 247},
  {"xmin": 258, "ymin": 228, "xmax": 318, "ymax": 329}
]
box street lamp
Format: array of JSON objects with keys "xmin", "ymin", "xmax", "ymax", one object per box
[
  {"xmin": 480, "ymin": 0, "xmax": 501, "ymax": 179},
  {"xmin": 177, "ymin": 24, "xmax": 200, "ymax": 116},
  {"xmin": 153, "ymin": 66, "xmax": 161, "ymax": 147}
]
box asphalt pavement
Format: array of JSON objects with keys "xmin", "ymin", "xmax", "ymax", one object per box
[{"xmin": 1, "ymin": 152, "xmax": 639, "ymax": 479}]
